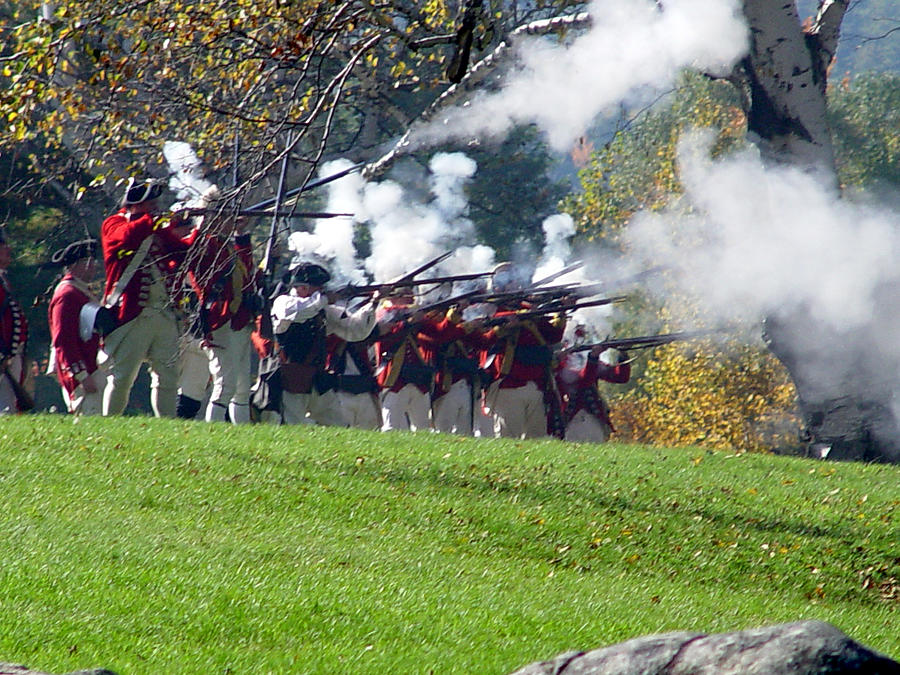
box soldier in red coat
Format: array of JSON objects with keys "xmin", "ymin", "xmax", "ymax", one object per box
[
  {"xmin": 556, "ymin": 345, "xmax": 631, "ymax": 443},
  {"xmin": 185, "ymin": 215, "xmax": 259, "ymax": 423},
  {"xmin": 0, "ymin": 230, "xmax": 29, "ymax": 414},
  {"xmin": 100, "ymin": 178, "xmax": 198, "ymax": 417},
  {"xmin": 46, "ymin": 239, "xmax": 107, "ymax": 415},
  {"xmin": 481, "ymin": 262, "xmax": 568, "ymax": 439},
  {"xmin": 374, "ymin": 287, "xmax": 467, "ymax": 432},
  {"xmin": 431, "ymin": 312, "xmax": 491, "ymax": 436}
]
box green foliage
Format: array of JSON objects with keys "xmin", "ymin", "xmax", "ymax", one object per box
[
  {"xmin": 456, "ymin": 127, "xmax": 570, "ymax": 257},
  {"xmin": 563, "ymin": 69, "xmax": 900, "ymax": 454},
  {"xmin": 0, "ymin": 1, "xmax": 469, "ymax": 193},
  {"xmin": 563, "ymin": 73, "xmax": 745, "ymax": 242},
  {"xmin": 829, "ymin": 72, "xmax": 900, "ymax": 188},
  {"xmin": 6, "ymin": 205, "xmax": 64, "ymax": 265},
  {"xmin": 563, "ymin": 75, "xmax": 799, "ymax": 453},
  {"xmin": 0, "ymin": 416, "xmax": 897, "ymax": 674}
]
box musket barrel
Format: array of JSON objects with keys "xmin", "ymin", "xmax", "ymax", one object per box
[
  {"xmin": 338, "ymin": 272, "xmax": 493, "ymax": 298},
  {"xmin": 568, "ymin": 330, "xmax": 717, "ymax": 353},
  {"xmin": 247, "ymin": 162, "xmax": 365, "ymax": 212}
]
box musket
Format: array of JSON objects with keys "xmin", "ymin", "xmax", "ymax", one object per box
[
  {"xmin": 467, "ymin": 282, "xmax": 582, "ymax": 305},
  {"xmin": 532, "ymin": 295, "xmax": 629, "ymax": 313},
  {"xmin": 183, "ymin": 207, "xmax": 354, "ymax": 220},
  {"xmin": 417, "ymin": 288, "xmax": 482, "ymax": 315},
  {"xmin": 530, "ymin": 260, "xmax": 584, "ymax": 287},
  {"xmin": 260, "ymin": 132, "xmax": 292, "ymax": 280},
  {"xmin": 375, "ymin": 288, "xmax": 484, "ymax": 327},
  {"xmin": 474, "ymin": 265, "xmax": 666, "ymax": 304},
  {"xmin": 485, "ymin": 295, "xmax": 628, "ymax": 326},
  {"xmin": 338, "ymin": 271, "xmax": 492, "ymax": 298},
  {"xmin": 246, "ymin": 162, "xmax": 365, "ymax": 212},
  {"xmin": 566, "ymin": 330, "xmax": 718, "ymax": 353},
  {"xmin": 343, "ymin": 250, "xmax": 455, "ymax": 311},
  {"xmin": 391, "ymin": 250, "xmax": 454, "ymax": 284}
]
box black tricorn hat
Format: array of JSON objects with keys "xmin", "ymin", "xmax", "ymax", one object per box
[
  {"xmin": 123, "ymin": 177, "xmax": 163, "ymax": 206},
  {"xmin": 385, "ymin": 284, "xmax": 415, "ymax": 298},
  {"xmin": 46, "ymin": 238, "xmax": 99, "ymax": 269},
  {"xmin": 291, "ymin": 262, "xmax": 331, "ymax": 287}
]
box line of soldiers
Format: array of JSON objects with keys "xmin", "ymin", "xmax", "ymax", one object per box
[
  {"xmin": 15, "ymin": 179, "xmax": 633, "ymax": 442},
  {"xmin": 253, "ymin": 259, "xmax": 631, "ymax": 441}
]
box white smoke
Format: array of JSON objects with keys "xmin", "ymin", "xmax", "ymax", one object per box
[
  {"xmin": 416, "ymin": 0, "xmax": 747, "ymax": 152},
  {"xmin": 162, "ymin": 141, "xmax": 216, "ymax": 207},
  {"xmin": 534, "ymin": 213, "xmax": 577, "ymax": 280},
  {"xmin": 309, "ymin": 152, "xmax": 493, "ymax": 284},
  {"xmin": 296, "ymin": 159, "xmax": 369, "ymax": 284},
  {"xmin": 291, "ymin": 0, "xmax": 749, "ymax": 298},
  {"xmin": 626, "ymin": 129, "xmax": 900, "ymax": 335}
]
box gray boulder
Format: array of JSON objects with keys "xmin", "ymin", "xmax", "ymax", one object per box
[
  {"xmin": 510, "ymin": 621, "xmax": 900, "ymax": 674},
  {"xmin": 0, "ymin": 665, "xmax": 117, "ymax": 675}
]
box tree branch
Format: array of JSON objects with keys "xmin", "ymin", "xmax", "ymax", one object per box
[{"xmin": 362, "ymin": 11, "xmax": 592, "ymax": 179}]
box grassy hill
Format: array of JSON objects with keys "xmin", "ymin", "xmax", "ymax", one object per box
[{"xmin": 0, "ymin": 415, "xmax": 896, "ymax": 674}]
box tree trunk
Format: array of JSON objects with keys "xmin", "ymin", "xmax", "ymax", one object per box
[
  {"xmin": 741, "ymin": 0, "xmax": 898, "ymax": 461},
  {"xmin": 740, "ymin": 0, "xmax": 838, "ymax": 174}
]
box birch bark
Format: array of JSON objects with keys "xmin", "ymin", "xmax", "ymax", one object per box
[{"xmin": 739, "ymin": 0, "xmax": 847, "ymax": 176}]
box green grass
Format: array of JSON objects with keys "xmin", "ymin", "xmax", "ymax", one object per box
[{"xmin": 0, "ymin": 415, "xmax": 896, "ymax": 674}]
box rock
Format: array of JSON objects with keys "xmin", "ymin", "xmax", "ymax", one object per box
[
  {"xmin": 0, "ymin": 665, "xmax": 117, "ymax": 675},
  {"xmin": 509, "ymin": 621, "xmax": 900, "ymax": 674}
]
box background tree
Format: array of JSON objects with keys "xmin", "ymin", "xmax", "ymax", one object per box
[
  {"xmin": 733, "ymin": 0, "xmax": 900, "ymax": 461},
  {"xmin": 564, "ymin": 73, "xmax": 801, "ymax": 453},
  {"xmin": 827, "ymin": 72, "xmax": 900, "ymax": 188}
]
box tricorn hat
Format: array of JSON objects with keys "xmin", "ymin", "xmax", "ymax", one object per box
[
  {"xmin": 491, "ymin": 261, "xmax": 526, "ymax": 293},
  {"xmin": 291, "ymin": 262, "xmax": 331, "ymax": 287},
  {"xmin": 123, "ymin": 178, "xmax": 163, "ymax": 206},
  {"xmin": 385, "ymin": 284, "xmax": 415, "ymax": 299},
  {"xmin": 46, "ymin": 238, "xmax": 99, "ymax": 269}
]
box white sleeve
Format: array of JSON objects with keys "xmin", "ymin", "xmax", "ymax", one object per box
[
  {"xmin": 270, "ymin": 292, "xmax": 327, "ymax": 334},
  {"xmin": 325, "ymin": 302, "xmax": 377, "ymax": 342}
]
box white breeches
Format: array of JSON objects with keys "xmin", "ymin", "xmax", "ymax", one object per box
[
  {"xmin": 102, "ymin": 309, "xmax": 179, "ymax": 417},
  {"xmin": 564, "ymin": 409, "xmax": 611, "ymax": 443},
  {"xmin": 485, "ymin": 380, "xmax": 547, "ymax": 439},
  {"xmin": 205, "ymin": 325, "xmax": 252, "ymax": 424},
  {"xmin": 381, "ymin": 383, "xmax": 431, "ymax": 432},
  {"xmin": 336, "ymin": 391, "xmax": 381, "ymax": 430},
  {"xmin": 432, "ymin": 379, "xmax": 474, "ymax": 435},
  {"xmin": 178, "ymin": 338, "xmax": 210, "ymax": 402},
  {"xmin": 281, "ymin": 388, "xmax": 346, "ymax": 427}
]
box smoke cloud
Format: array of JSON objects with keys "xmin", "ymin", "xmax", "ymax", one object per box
[
  {"xmin": 162, "ymin": 141, "xmax": 216, "ymax": 207},
  {"xmin": 415, "ymin": 0, "xmax": 747, "ymax": 152},
  {"xmin": 299, "ymin": 153, "xmax": 495, "ymax": 285},
  {"xmin": 626, "ymin": 129, "xmax": 900, "ymax": 334}
]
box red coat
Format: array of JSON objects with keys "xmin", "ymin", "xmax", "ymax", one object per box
[
  {"xmin": 187, "ymin": 232, "xmax": 256, "ymax": 334},
  {"xmin": 556, "ymin": 353, "xmax": 630, "ymax": 426},
  {"xmin": 101, "ymin": 210, "xmax": 195, "ymax": 325},
  {"xmin": 374, "ymin": 306, "xmax": 465, "ymax": 394},
  {"xmin": 251, "ymin": 314, "xmax": 275, "ymax": 359},
  {"xmin": 484, "ymin": 310, "xmax": 565, "ymax": 389},
  {"xmin": 48, "ymin": 274, "xmax": 101, "ymax": 396}
]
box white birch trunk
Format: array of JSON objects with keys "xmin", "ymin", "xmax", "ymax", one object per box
[{"xmin": 741, "ymin": 0, "xmax": 845, "ymax": 177}]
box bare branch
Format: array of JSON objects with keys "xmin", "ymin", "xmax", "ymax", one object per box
[{"xmin": 363, "ymin": 11, "xmax": 592, "ymax": 179}]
